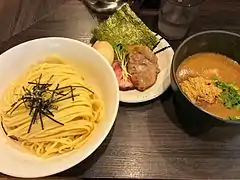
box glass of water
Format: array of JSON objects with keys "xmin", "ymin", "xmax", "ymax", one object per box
[{"xmin": 158, "ymin": 0, "xmax": 204, "ymax": 40}]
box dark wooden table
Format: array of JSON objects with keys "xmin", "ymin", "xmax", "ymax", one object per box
[{"xmin": 1, "ymin": 0, "xmax": 240, "ymax": 179}]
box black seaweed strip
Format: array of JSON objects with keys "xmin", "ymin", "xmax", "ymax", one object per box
[
  {"xmin": 9, "ymin": 100, "xmax": 27, "ymax": 115},
  {"xmin": 72, "ymin": 86, "xmax": 94, "ymax": 94},
  {"xmin": 54, "ymin": 94, "xmax": 79, "ymax": 103},
  {"xmin": 154, "ymin": 46, "xmax": 171, "ymax": 54},
  {"xmin": 1, "ymin": 121, "xmax": 7, "ymax": 135},
  {"xmin": 39, "ymin": 108, "xmax": 44, "ymax": 130},
  {"xmin": 70, "ymin": 86, "xmax": 74, "ymax": 101},
  {"xmin": 41, "ymin": 110, "xmax": 64, "ymax": 126}
]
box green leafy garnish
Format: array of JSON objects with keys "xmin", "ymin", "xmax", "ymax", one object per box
[
  {"xmin": 229, "ymin": 116, "xmax": 240, "ymax": 121},
  {"xmin": 91, "ymin": 3, "xmax": 159, "ymax": 49},
  {"xmin": 215, "ymin": 80, "xmax": 240, "ymax": 109},
  {"xmin": 113, "ymin": 44, "xmax": 131, "ymax": 80}
]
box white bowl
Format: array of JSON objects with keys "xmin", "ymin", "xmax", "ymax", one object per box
[{"xmin": 0, "ymin": 37, "xmax": 119, "ymax": 178}]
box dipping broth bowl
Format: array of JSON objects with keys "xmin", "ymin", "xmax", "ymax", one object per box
[{"xmin": 171, "ymin": 30, "xmax": 240, "ymax": 135}]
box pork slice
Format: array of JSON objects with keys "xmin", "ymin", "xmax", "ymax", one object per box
[
  {"xmin": 127, "ymin": 45, "xmax": 160, "ymax": 91},
  {"xmin": 112, "ymin": 61, "xmax": 134, "ymax": 91},
  {"xmin": 127, "ymin": 45, "xmax": 158, "ymax": 64}
]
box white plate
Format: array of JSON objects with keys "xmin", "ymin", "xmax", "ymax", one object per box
[
  {"xmin": 0, "ymin": 37, "xmax": 119, "ymax": 178},
  {"xmin": 120, "ymin": 34, "xmax": 174, "ymax": 103}
]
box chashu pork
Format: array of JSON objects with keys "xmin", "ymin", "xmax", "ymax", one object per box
[{"xmin": 127, "ymin": 45, "xmax": 160, "ymax": 91}]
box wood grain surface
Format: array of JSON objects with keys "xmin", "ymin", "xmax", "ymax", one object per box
[
  {"xmin": 0, "ymin": 0, "xmax": 67, "ymax": 43},
  {"xmin": 1, "ymin": 0, "xmax": 240, "ymax": 179}
]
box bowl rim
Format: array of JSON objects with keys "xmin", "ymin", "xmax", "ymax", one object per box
[
  {"xmin": 172, "ymin": 30, "xmax": 240, "ymax": 124},
  {"xmin": 0, "ymin": 37, "xmax": 120, "ymax": 178}
]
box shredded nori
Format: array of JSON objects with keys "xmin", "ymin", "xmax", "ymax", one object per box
[{"xmin": 3, "ymin": 74, "xmax": 94, "ymax": 134}]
